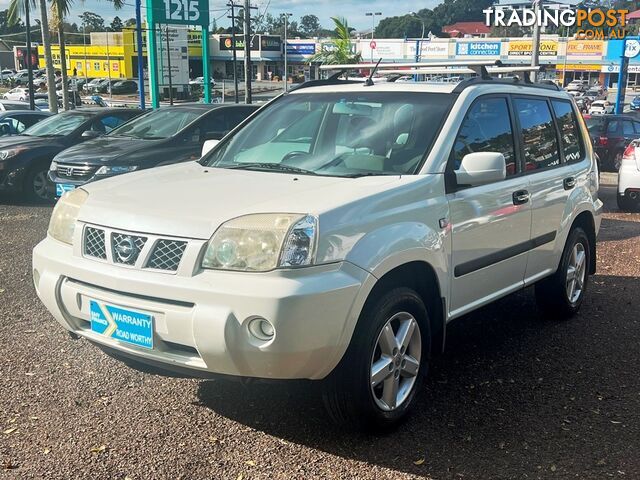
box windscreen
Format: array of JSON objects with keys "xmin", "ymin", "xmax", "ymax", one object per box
[
  {"xmin": 23, "ymin": 112, "xmax": 92, "ymax": 137},
  {"xmin": 584, "ymin": 116, "xmax": 606, "ymax": 134},
  {"xmin": 202, "ymin": 91, "xmax": 454, "ymax": 177},
  {"xmin": 109, "ymin": 108, "xmax": 201, "ymax": 140}
]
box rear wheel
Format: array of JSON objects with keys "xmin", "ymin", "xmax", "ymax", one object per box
[
  {"xmin": 322, "ymin": 287, "xmax": 430, "ymax": 431},
  {"xmin": 613, "ymin": 151, "xmax": 623, "ymax": 171},
  {"xmin": 535, "ymin": 227, "xmax": 590, "ymax": 319}
]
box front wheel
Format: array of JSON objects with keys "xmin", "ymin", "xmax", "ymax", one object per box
[
  {"xmin": 24, "ymin": 165, "xmax": 54, "ymax": 203},
  {"xmin": 535, "ymin": 227, "xmax": 591, "ymax": 319},
  {"xmin": 322, "ymin": 287, "xmax": 430, "ymax": 431}
]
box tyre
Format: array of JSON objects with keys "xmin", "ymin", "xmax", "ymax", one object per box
[
  {"xmin": 613, "ymin": 151, "xmax": 623, "ymax": 171},
  {"xmin": 617, "ymin": 193, "xmax": 633, "ymax": 212},
  {"xmin": 24, "ymin": 165, "xmax": 54, "ymax": 203},
  {"xmin": 535, "ymin": 227, "xmax": 591, "ymax": 319},
  {"xmin": 322, "ymin": 287, "xmax": 430, "ymax": 431}
]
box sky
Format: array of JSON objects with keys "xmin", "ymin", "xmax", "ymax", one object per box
[{"xmin": 0, "ymin": 0, "xmax": 440, "ymax": 32}]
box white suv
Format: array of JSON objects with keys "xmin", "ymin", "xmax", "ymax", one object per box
[{"xmin": 33, "ymin": 76, "xmax": 602, "ymax": 430}]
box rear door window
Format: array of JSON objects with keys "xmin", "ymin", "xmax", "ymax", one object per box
[
  {"xmin": 622, "ymin": 120, "xmax": 635, "ymax": 136},
  {"xmin": 551, "ymin": 100, "xmax": 583, "ymax": 163},
  {"xmin": 514, "ymin": 97, "xmax": 560, "ymax": 171}
]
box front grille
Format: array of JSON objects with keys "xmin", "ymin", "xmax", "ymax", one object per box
[
  {"xmin": 56, "ymin": 164, "xmax": 97, "ymax": 181},
  {"xmin": 111, "ymin": 233, "xmax": 147, "ymax": 265},
  {"xmin": 84, "ymin": 227, "xmax": 106, "ymax": 259},
  {"xmin": 146, "ymin": 240, "xmax": 187, "ymax": 272}
]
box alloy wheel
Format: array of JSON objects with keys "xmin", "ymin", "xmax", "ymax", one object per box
[
  {"xmin": 566, "ymin": 242, "xmax": 587, "ymax": 304},
  {"xmin": 370, "ymin": 311, "xmax": 422, "ymax": 411},
  {"xmin": 32, "ymin": 170, "xmax": 51, "ymax": 201}
]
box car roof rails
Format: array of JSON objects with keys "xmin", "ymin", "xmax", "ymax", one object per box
[
  {"xmin": 315, "ymin": 61, "xmax": 560, "ymax": 93},
  {"xmin": 288, "ymin": 70, "xmax": 364, "ymax": 92}
]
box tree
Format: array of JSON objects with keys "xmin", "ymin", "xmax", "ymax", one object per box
[
  {"xmin": 9, "ymin": 0, "xmax": 58, "ymax": 113},
  {"xmin": 309, "ymin": 17, "xmax": 361, "ymax": 65},
  {"xmin": 79, "ymin": 11, "xmax": 105, "ymax": 33},
  {"xmin": 109, "ymin": 15, "xmax": 123, "ymax": 31},
  {"xmin": 51, "ymin": 0, "xmax": 70, "ymax": 109},
  {"xmin": 124, "ymin": 17, "xmax": 136, "ymax": 27},
  {"xmin": 299, "ymin": 14, "xmax": 320, "ymax": 38}
]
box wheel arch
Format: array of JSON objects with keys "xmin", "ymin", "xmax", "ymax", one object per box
[
  {"xmin": 361, "ymin": 260, "xmax": 446, "ymax": 356},
  {"xmin": 570, "ymin": 210, "xmax": 597, "ymax": 274}
]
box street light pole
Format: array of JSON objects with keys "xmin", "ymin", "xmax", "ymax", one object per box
[
  {"xmin": 365, "ymin": 12, "xmax": 382, "ymax": 62},
  {"xmin": 25, "ymin": 1, "xmax": 34, "ymax": 110},
  {"xmin": 282, "ymin": 12, "xmax": 292, "ymax": 92},
  {"xmin": 530, "ymin": 0, "xmax": 543, "ymax": 82}
]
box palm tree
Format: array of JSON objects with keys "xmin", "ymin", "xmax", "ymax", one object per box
[
  {"xmin": 309, "ymin": 17, "xmax": 361, "ymax": 65},
  {"xmin": 50, "ymin": 0, "xmax": 69, "ymax": 109},
  {"xmin": 9, "ymin": 0, "xmax": 58, "ymax": 113}
]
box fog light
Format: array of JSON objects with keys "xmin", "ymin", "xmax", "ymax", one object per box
[{"xmin": 248, "ymin": 317, "xmax": 275, "ymax": 341}]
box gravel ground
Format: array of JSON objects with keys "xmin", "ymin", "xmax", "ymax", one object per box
[{"xmin": 1, "ymin": 176, "xmax": 639, "ymax": 480}]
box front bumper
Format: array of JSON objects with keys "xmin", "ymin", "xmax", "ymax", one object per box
[{"xmin": 32, "ymin": 235, "xmax": 373, "ymax": 380}]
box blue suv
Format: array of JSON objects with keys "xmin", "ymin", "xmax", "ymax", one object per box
[{"xmin": 630, "ymin": 96, "xmax": 640, "ymax": 111}]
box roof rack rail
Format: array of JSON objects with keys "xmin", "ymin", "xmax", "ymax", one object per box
[{"xmin": 288, "ymin": 70, "xmax": 363, "ymax": 93}]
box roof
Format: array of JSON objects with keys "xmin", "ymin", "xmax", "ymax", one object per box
[
  {"xmin": 628, "ymin": 8, "xmax": 640, "ymax": 19},
  {"xmin": 442, "ymin": 22, "xmax": 491, "ymax": 36}
]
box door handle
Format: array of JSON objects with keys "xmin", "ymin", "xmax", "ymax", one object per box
[
  {"xmin": 512, "ymin": 190, "xmax": 530, "ymax": 205},
  {"xmin": 563, "ymin": 177, "xmax": 576, "ymax": 190}
]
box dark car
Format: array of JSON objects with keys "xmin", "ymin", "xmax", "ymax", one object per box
[
  {"xmin": 110, "ymin": 80, "xmax": 138, "ymax": 95},
  {"xmin": 0, "ymin": 108, "xmax": 142, "ymax": 201},
  {"xmin": 90, "ymin": 79, "xmax": 121, "ymax": 94},
  {"xmin": 630, "ymin": 96, "xmax": 640, "ymax": 111},
  {"xmin": 0, "ymin": 110, "xmax": 50, "ymax": 136},
  {"xmin": 50, "ymin": 104, "xmax": 258, "ymax": 192},
  {"xmin": 584, "ymin": 114, "xmax": 640, "ymax": 171}
]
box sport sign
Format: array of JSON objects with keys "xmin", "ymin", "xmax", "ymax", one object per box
[{"xmin": 156, "ymin": 0, "xmax": 209, "ymax": 27}]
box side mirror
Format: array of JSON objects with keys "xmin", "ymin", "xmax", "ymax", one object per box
[
  {"xmin": 201, "ymin": 139, "xmax": 220, "ymax": 157},
  {"xmin": 0, "ymin": 123, "xmax": 10, "ymax": 136},
  {"xmin": 81, "ymin": 130, "xmax": 101, "ymax": 139},
  {"xmin": 455, "ymin": 152, "xmax": 506, "ymax": 187}
]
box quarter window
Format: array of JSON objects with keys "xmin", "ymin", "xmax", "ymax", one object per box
[
  {"xmin": 551, "ymin": 100, "xmax": 582, "ymax": 163},
  {"xmin": 623, "ymin": 121, "xmax": 635, "ymax": 136},
  {"xmin": 453, "ymin": 97, "xmax": 516, "ymax": 176},
  {"xmin": 514, "ymin": 98, "xmax": 560, "ymax": 171}
]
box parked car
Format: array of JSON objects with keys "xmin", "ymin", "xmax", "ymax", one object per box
[
  {"xmin": 588, "ymin": 100, "xmax": 614, "ymax": 115},
  {"xmin": 0, "ymin": 108, "xmax": 141, "ymax": 201},
  {"xmin": 109, "ymin": 80, "xmax": 138, "ymax": 94},
  {"xmin": 189, "ymin": 77, "xmax": 215, "ymax": 86},
  {"xmin": 617, "ymin": 139, "xmax": 640, "ymax": 211},
  {"xmin": 50, "ymin": 104, "xmax": 257, "ymax": 194},
  {"xmin": 0, "ymin": 110, "xmax": 50, "ymax": 136},
  {"xmin": 2, "ymin": 87, "xmax": 29, "ymax": 101},
  {"xmin": 584, "ymin": 114, "xmax": 640, "ymax": 170},
  {"xmin": 89, "ymin": 79, "xmax": 121, "ymax": 94},
  {"xmin": 0, "ymin": 99, "xmax": 33, "ymax": 111},
  {"xmin": 1, "ymin": 68, "xmax": 15, "ymax": 80},
  {"xmin": 584, "ymin": 87, "xmax": 606, "ymax": 101},
  {"xmin": 630, "ymin": 96, "xmax": 640, "ymax": 111},
  {"xmin": 11, "ymin": 70, "xmax": 30, "ymax": 85},
  {"xmin": 33, "ymin": 75, "xmax": 603, "ymax": 430},
  {"xmin": 83, "ymin": 78, "xmax": 106, "ymax": 92}
]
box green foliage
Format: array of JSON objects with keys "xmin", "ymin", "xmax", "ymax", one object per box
[
  {"xmin": 309, "ymin": 17, "xmax": 361, "ymax": 65},
  {"xmin": 375, "ymin": 0, "xmax": 495, "ymax": 38},
  {"xmin": 299, "ymin": 14, "xmax": 321, "ymax": 37},
  {"xmin": 109, "ymin": 15, "xmax": 123, "ymax": 31},
  {"xmin": 79, "ymin": 11, "xmax": 105, "ymax": 32}
]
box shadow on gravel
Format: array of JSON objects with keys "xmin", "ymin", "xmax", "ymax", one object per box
[
  {"xmin": 197, "ymin": 276, "xmax": 640, "ymax": 477},
  {"xmin": 597, "ymin": 217, "xmax": 640, "ymax": 242},
  {"xmin": 0, "ymin": 193, "xmax": 54, "ymax": 207}
]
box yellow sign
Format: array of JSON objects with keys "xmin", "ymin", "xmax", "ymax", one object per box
[
  {"xmin": 508, "ymin": 40, "xmax": 558, "ymax": 56},
  {"xmin": 557, "ymin": 64, "xmax": 601, "ymax": 72},
  {"xmin": 567, "ymin": 40, "xmax": 604, "ymax": 57}
]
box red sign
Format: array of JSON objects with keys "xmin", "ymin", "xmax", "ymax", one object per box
[{"xmin": 370, "ymin": 40, "xmax": 377, "ymax": 50}]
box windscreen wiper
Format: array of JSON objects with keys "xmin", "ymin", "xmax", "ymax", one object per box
[{"xmin": 226, "ymin": 162, "xmax": 317, "ymax": 175}]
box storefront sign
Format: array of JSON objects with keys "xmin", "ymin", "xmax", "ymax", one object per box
[
  {"xmin": 286, "ymin": 43, "xmax": 316, "ymax": 55},
  {"xmin": 408, "ymin": 41, "xmax": 450, "ymax": 58},
  {"xmin": 507, "ymin": 39, "xmax": 558, "ymax": 57},
  {"xmin": 557, "ymin": 63, "xmax": 601, "ymax": 71},
  {"xmin": 567, "ymin": 40, "xmax": 604, "ymax": 57},
  {"xmin": 359, "ymin": 40, "xmax": 404, "ymax": 60},
  {"xmin": 220, "ymin": 36, "xmax": 258, "ymax": 51},
  {"xmin": 455, "ymin": 41, "xmax": 500, "ymax": 56},
  {"xmin": 260, "ymin": 36, "xmax": 281, "ymax": 52},
  {"xmin": 601, "ymin": 63, "xmax": 640, "ymax": 73},
  {"xmin": 155, "ymin": 0, "xmax": 209, "ymax": 27}
]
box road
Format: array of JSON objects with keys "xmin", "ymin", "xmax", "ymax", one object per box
[{"xmin": 0, "ymin": 176, "xmax": 639, "ymax": 479}]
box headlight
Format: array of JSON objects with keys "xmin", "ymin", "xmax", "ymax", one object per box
[
  {"xmin": 49, "ymin": 161, "xmax": 58, "ymax": 171},
  {"xmin": 0, "ymin": 148, "xmax": 23, "ymax": 160},
  {"xmin": 48, "ymin": 188, "xmax": 88, "ymax": 245},
  {"xmin": 201, "ymin": 214, "xmax": 317, "ymax": 272},
  {"xmin": 95, "ymin": 165, "xmax": 138, "ymax": 175}
]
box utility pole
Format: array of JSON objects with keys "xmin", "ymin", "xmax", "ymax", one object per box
[
  {"xmin": 25, "ymin": 1, "xmax": 34, "ymax": 110},
  {"xmin": 530, "ymin": 0, "xmax": 542, "ymax": 82},
  {"xmin": 227, "ymin": 2, "xmax": 240, "ymax": 103},
  {"xmin": 135, "ymin": 0, "xmax": 145, "ymax": 109},
  {"xmin": 282, "ymin": 13, "xmax": 292, "ymax": 92},
  {"xmin": 243, "ymin": 0, "xmax": 257, "ymax": 104},
  {"xmin": 165, "ymin": 27, "xmax": 174, "ymax": 105},
  {"xmin": 365, "ymin": 12, "xmax": 382, "ymax": 62}
]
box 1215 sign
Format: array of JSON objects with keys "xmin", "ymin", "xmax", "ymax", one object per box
[{"xmin": 157, "ymin": 0, "xmax": 209, "ymax": 26}]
